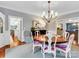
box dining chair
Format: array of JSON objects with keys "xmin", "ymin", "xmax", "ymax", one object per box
[
  {"xmin": 56, "ymin": 34, "xmax": 75, "ymax": 58},
  {"xmin": 42, "ymin": 31, "xmax": 57, "ymax": 58},
  {"xmin": 31, "ymin": 30, "xmax": 42, "ymax": 53}
]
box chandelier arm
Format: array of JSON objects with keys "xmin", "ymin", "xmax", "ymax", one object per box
[
  {"xmin": 48, "ymin": 17, "xmax": 53, "ymax": 22},
  {"xmin": 41, "ymin": 18, "xmax": 47, "ymax": 24},
  {"xmin": 49, "ymin": 17, "xmax": 57, "ymax": 23},
  {"xmin": 43, "ymin": 16, "xmax": 49, "ymax": 22}
]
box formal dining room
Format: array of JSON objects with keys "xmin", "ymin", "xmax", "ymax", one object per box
[{"xmin": 0, "ymin": 0, "xmax": 79, "ymax": 58}]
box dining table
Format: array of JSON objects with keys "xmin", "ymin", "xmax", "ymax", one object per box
[{"xmin": 33, "ymin": 35, "xmax": 68, "ymax": 45}]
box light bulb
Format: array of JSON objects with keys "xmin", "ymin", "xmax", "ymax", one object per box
[
  {"xmin": 52, "ymin": 14, "xmax": 55, "ymax": 18},
  {"xmin": 41, "ymin": 11, "xmax": 45, "ymax": 17},
  {"xmin": 55, "ymin": 12, "xmax": 58, "ymax": 16},
  {"xmin": 51, "ymin": 10, "xmax": 54, "ymax": 15}
]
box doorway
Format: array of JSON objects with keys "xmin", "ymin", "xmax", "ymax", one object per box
[
  {"xmin": 8, "ymin": 16, "xmax": 24, "ymax": 42},
  {"xmin": 66, "ymin": 23, "xmax": 78, "ymax": 45}
]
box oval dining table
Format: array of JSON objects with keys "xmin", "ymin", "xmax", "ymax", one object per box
[{"xmin": 33, "ymin": 35, "xmax": 68, "ymax": 45}]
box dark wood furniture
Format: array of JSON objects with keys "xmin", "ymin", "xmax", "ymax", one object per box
[
  {"xmin": 67, "ymin": 30, "xmax": 78, "ymax": 45},
  {"xmin": 31, "ymin": 29, "xmax": 46, "ymax": 36}
]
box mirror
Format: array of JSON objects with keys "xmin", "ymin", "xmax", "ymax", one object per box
[
  {"xmin": 0, "ymin": 17, "xmax": 3, "ymax": 33},
  {"xmin": 0, "ymin": 12, "xmax": 5, "ymax": 34}
]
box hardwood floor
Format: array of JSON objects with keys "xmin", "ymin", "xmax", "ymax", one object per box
[
  {"xmin": 0, "ymin": 45, "xmax": 10, "ymax": 58},
  {"xmin": 0, "ymin": 42, "xmax": 26, "ymax": 58},
  {"xmin": 0, "ymin": 35, "xmax": 26, "ymax": 58}
]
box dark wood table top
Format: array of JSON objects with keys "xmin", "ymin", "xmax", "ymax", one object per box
[{"xmin": 34, "ymin": 35, "xmax": 68, "ymax": 44}]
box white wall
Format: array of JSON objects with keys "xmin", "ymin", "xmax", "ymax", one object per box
[
  {"xmin": 0, "ymin": 7, "xmax": 37, "ymax": 42},
  {"xmin": 0, "ymin": 7, "xmax": 36, "ymax": 31}
]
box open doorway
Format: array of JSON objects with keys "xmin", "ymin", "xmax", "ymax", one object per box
[
  {"xmin": 66, "ymin": 23, "xmax": 78, "ymax": 45},
  {"xmin": 8, "ymin": 16, "xmax": 24, "ymax": 42}
]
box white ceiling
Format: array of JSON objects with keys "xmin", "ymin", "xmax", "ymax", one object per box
[{"xmin": 0, "ymin": 1, "xmax": 79, "ymax": 16}]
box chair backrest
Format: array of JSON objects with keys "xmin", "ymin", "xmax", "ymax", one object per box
[
  {"xmin": 46, "ymin": 31, "xmax": 53, "ymax": 45},
  {"xmin": 35, "ymin": 30, "xmax": 39, "ymax": 37},
  {"xmin": 65, "ymin": 32, "xmax": 70, "ymax": 40},
  {"xmin": 43, "ymin": 31, "xmax": 57, "ymax": 51},
  {"xmin": 66, "ymin": 34, "xmax": 75, "ymax": 51},
  {"xmin": 31, "ymin": 30, "xmax": 40, "ymax": 42}
]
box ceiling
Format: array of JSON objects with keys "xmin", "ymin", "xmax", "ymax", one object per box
[{"xmin": 0, "ymin": 1, "xmax": 79, "ymax": 16}]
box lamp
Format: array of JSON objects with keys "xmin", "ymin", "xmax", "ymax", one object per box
[
  {"xmin": 41, "ymin": 1, "xmax": 58, "ymax": 23},
  {"xmin": 41, "ymin": 1, "xmax": 58, "ymax": 30}
]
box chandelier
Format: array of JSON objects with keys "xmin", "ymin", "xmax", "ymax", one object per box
[{"xmin": 41, "ymin": 1, "xmax": 58, "ymax": 23}]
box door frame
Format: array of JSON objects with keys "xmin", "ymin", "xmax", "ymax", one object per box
[
  {"xmin": 63, "ymin": 21, "xmax": 79, "ymax": 44},
  {"xmin": 8, "ymin": 15, "xmax": 24, "ymax": 42}
]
